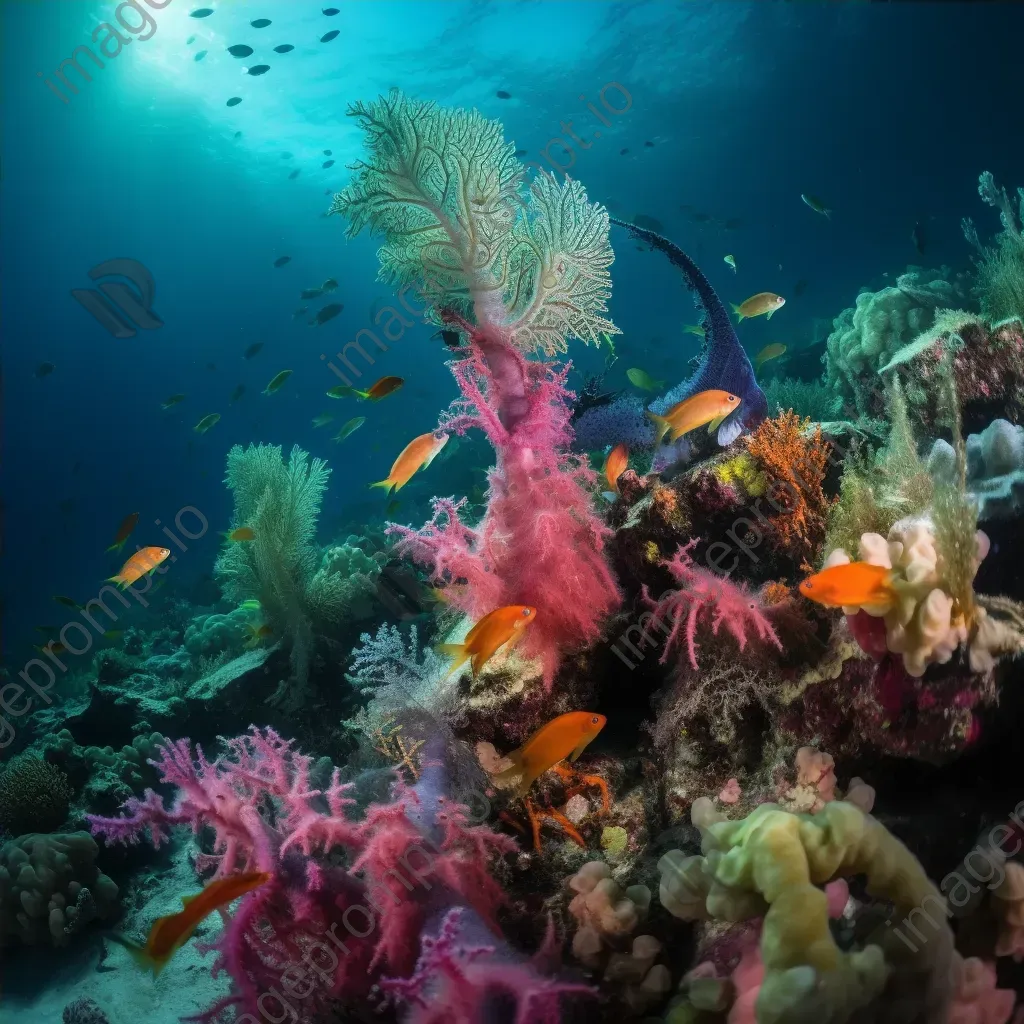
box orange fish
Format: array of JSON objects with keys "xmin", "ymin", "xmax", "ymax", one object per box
[
  {"xmin": 108, "ymin": 547, "xmax": 171, "ymax": 588},
  {"xmin": 106, "ymin": 512, "xmax": 140, "ymax": 553},
  {"xmin": 799, "ymin": 561, "xmax": 895, "ymax": 609},
  {"xmin": 112, "ymin": 871, "xmax": 272, "ymax": 976},
  {"xmin": 605, "ymin": 443, "xmax": 629, "ymax": 493},
  {"xmin": 491, "ymin": 711, "xmax": 607, "ymax": 798},
  {"xmin": 371, "ymin": 432, "xmax": 448, "ymax": 496},
  {"xmin": 438, "ymin": 605, "xmax": 537, "ymax": 677},
  {"xmin": 336, "ymin": 375, "xmax": 405, "ymax": 401},
  {"xmin": 646, "ymin": 389, "xmax": 741, "ymax": 446},
  {"xmin": 732, "ymin": 292, "xmax": 785, "ymax": 322}
]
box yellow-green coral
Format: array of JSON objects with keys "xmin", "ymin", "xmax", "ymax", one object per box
[
  {"xmin": 601, "ymin": 825, "xmax": 629, "ymax": 858},
  {"xmin": 712, "ymin": 452, "xmax": 766, "ymax": 497},
  {"xmin": 659, "ymin": 800, "xmax": 955, "ymax": 1023}
]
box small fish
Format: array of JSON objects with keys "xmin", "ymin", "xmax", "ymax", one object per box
[
  {"xmin": 321, "ymin": 278, "xmax": 338, "ymax": 292},
  {"xmin": 724, "ymin": 254, "xmax": 736, "ymax": 272},
  {"xmin": 311, "ymin": 413, "xmax": 334, "ymax": 428},
  {"xmin": 799, "ymin": 562, "xmax": 895, "ymax": 610},
  {"xmin": 263, "ymin": 370, "xmax": 293, "ymax": 394},
  {"xmin": 626, "ymin": 367, "xmax": 665, "ymax": 392},
  {"xmin": 225, "ymin": 527, "xmax": 256, "ymax": 542},
  {"xmin": 496, "ymin": 90, "xmax": 511, "ymax": 99},
  {"xmin": 323, "ymin": 6, "xmax": 340, "ymax": 13},
  {"xmin": 793, "ymin": 278, "xmax": 810, "ymax": 298},
  {"xmin": 912, "ymin": 221, "xmax": 926, "ymax": 255},
  {"xmin": 226, "ymin": 97, "xmax": 242, "ymax": 107},
  {"xmin": 754, "ymin": 343, "xmax": 787, "ymax": 370},
  {"xmin": 108, "ymin": 547, "xmax": 171, "ymax": 588},
  {"xmin": 273, "ymin": 256, "xmax": 291, "ymax": 268},
  {"xmin": 186, "ymin": 34, "xmax": 196, "ymax": 43},
  {"xmin": 234, "ymin": 131, "xmax": 242, "ymax": 139},
  {"xmin": 801, "ymin": 193, "xmax": 832, "ymax": 219},
  {"xmin": 489, "ymin": 711, "xmax": 606, "ymax": 798},
  {"xmin": 605, "ymin": 443, "xmax": 629, "ymax": 494},
  {"xmin": 189, "ymin": 8, "xmax": 214, "ymax": 17},
  {"xmin": 194, "ymin": 413, "xmax": 221, "ymax": 433},
  {"xmin": 227, "ymin": 44, "xmax": 253, "ymax": 58},
  {"xmin": 230, "ymin": 385, "xmax": 246, "ymax": 402},
  {"xmin": 247, "ymin": 64, "xmax": 270, "ymax": 76},
  {"xmin": 161, "ymin": 393, "xmax": 186, "ymax": 409},
  {"xmin": 53, "ymin": 595, "xmax": 82, "ymax": 610},
  {"xmin": 239, "ymin": 599, "xmax": 261, "ymax": 611},
  {"xmin": 332, "ymin": 416, "xmax": 366, "ymax": 443},
  {"xmin": 292, "ymin": 307, "xmax": 308, "ymax": 318},
  {"xmin": 438, "ymin": 605, "xmax": 536, "ymax": 678},
  {"xmin": 331, "ymin": 375, "xmax": 404, "ymax": 401},
  {"xmin": 320, "ymin": 29, "xmax": 339, "ymax": 41},
  {"xmin": 323, "ymin": 149, "xmax": 333, "ymax": 156},
  {"xmin": 251, "ymin": 18, "xmax": 272, "ymax": 28},
  {"xmin": 35, "ymin": 641, "xmax": 67, "ymax": 656},
  {"xmin": 310, "ymin": 303, "xmax": 342, "ymax": 326},
  {"xmin": 103, "ymin": 630, "xmax": 123, "ymax": 641},
  {"xmin": 110, "ymin": 871, "xmax": 271, "ymax": 976},
  {"xmin": 619, "ymin": 148, "xmax": 629, "ymax": 156},
  {"xmin": 106, "ymin": 512, "xmax": 140, "ymax": 553},
  {"xmin": 514, "ymin": 149, "xmax": 528, "ymax": 157},
  {"xmin": 35, "ymin": 362, "xmax": 55, "ymax": 378},
  {"xmin": 322, "ymin": 159, "xmax": 335, "ymax": 169},
  {"xmin": 301, "ymin": 287, "xmax": 323, "ymax": 299},
  {"xmin": 681, "ymin": 324, "xmax": 706, "ymax": 338},
  {"xmin": 646, "ymin": 389, "xmax": 741, "ymax": 445},
  {"xmin": 273, "ymin": 44, "xmax": 294, "ymax": 54},
  {"xmin": 194, "ymin": 50, "xmax": 207, "ymax": 61},
  {"xmin": 598, "ymin": 331, "xmax": 617, "ymax": 362},
  {"xmin": 243, "ymin": 623, "xmax": 274, "ymax": 648},
  {"xmin": 644, "ymin": 140, "xmax": 654, "ymax": 148},
  {"xmin": 732, "ymin": 293, "xmax": 785, "ymax": 322},
  {"xmin": 243, "ymin": 342, "xmax": 264, "ymax": 359},
  {"xmin": 371, "ymin": 432, "xmax": 448, "ymax": 495}
]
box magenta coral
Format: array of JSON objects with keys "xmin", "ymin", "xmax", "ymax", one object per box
[
  {"xmin": 87, "ymin": 727, "xmax": 519, "ymax": 1023},
  {"xmin": 642, "ymin": 540, "xmax": 782, "ymax": 670},
  {"xmin": 380, "ymin": 907, "xmax": 594, "ymax": 1024},
  {"xmin": 389, "ymin": 321, "xmax": 620, "ymax": 689}
]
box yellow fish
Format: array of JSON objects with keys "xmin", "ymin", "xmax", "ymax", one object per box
[
  {"xmin": 681, "ymin": 324, "xmax": 706, "ymax": 338},
  {"xmin": 732, "ymin": 293, "xmax": 785, "ymax": 322},
  {"xmin": 754, "ymin": 343, "xmax": 787, "ymax": 370},
  {"xmin": 626, "ymin": 367, "xmax": 665, "ymax": 392}
]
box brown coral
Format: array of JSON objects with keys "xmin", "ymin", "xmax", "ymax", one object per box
[
  {"xmin": 0, "ymin": 756, "xmax": 73, "ymax": 835},
  {"xmin": 745, "ymin": 410, "xmax": 833, "ymax": 565}
]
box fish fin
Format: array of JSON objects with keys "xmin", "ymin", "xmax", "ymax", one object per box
[
  {"xmin": 645, "ymin": 410, "xmax": 670, "ymax": 446},
  {"xmin": 707, "ymin": 414, "xmax": 727, "ymax": 435},
  {"xmin": 731, "ymin": 304, "xmax": 745, "ymax": 323},
  {"xmin": 490, "ymin": 751, "xmax": 525, "ymax": 792},
  {"xmin": 105, "ymin": 539, "xmax": 126, "ymax": 554},
  {"xmin": 369, "ymin": 480, "xmax": 395, "ymax": 497},
  {"xmin": 108, "ymin": 932, "xmax": 158, "ymax": 975},
  {"xmin": 766, "ymin": 309, "xmax": 775, "ymax": 321},
  {"xmin": 716, "ymin": 412, "xmax": 745, "ymax": 446},
  {"xmin": 106, "ymin": 575, "xmax": 126, "ymax": 588},
  {"xmin": 567, "ymin": 735, "xmax": 595, "ymax": 763},
  {"xmin": 437, "ymin": 643, "xmax": 470, "ymax": 677},
  {"xmin": 823, "ymin": 209, "xmax": 832, "ymax": 220}
]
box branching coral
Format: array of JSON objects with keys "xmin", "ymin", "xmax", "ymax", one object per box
[
  {"xmin": 745, "ymin": 410, "xmax": 832, "ymax": 563},
  {"xmin": 331, "ymin": 89, "xmax": 617, "ymax": 354},
  {"xmin": 0, "ymin": 756, "xmax": 72, "ymax": 835},
  {"xmin": 87, "ymin": 727, "xmax": 521, "ymax": 1023},
  {"xmin": 215, "ymin": 444, "xmax": 375, "ymax": 703},
  {"xmin": 389, "ymin": 324, "xmax": 621, "ymax": 690},
  {"xmin": 642, "ymin": 541, "xmax": 782, "ymax": 671}
]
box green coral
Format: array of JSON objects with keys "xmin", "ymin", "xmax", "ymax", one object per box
[
  {"xmin": 712, "ymin": 452, "xmax": 766, "ymax": 497},
  {"xmin": 330, "ymin": 88, "xmax": 618, "ymax": 354},
  {"xmin": 214, "ymin": 444, "xmax": 376, "ymax": 703},
  {"xmin": 762, "ymin": 376, "xmax": 842, "ymax": 422},
  {"xmin": 0, "ymin": 756, "xmax": 72, "ymax": 835},
  {"xmin": 963, "ymin": 170, "xmax": 1024, "ymax": 322}
]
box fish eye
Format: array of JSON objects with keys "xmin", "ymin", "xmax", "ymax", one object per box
[
  {"xmin": 522, "ymin": 608, "xmax": 531, "ymax": 616},
  {"xmin": 591, "ymin": 716, "xmax": 600, "ymax": 724},
  {"xmin": 728, "ymin": 395, "xmax": 736, "ymax": 402}
]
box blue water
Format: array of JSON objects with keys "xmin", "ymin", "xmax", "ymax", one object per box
[{"xmin": 3, "ymin": 0, "xmax": 1023, "ymax": 667}]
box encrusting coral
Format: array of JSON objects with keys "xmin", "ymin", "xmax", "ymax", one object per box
[{"xmin": 0, "ymin": 755, "xmax": 73, "ymax": 835}]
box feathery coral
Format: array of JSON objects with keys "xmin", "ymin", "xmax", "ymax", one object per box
[
  {"xmin": 641, "ymin": 540, "xmax": 782, "ymax": 670},
  {"xmin": 745, "ymin": 410, "xmax": 832, "ymax": 562}
]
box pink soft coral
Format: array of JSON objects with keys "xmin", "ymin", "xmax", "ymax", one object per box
[
  {"xmin": 641, "ymin": 539, "xmax": 782, "ymax": 670},
  {"xmin": 389, "ymin": 320, "xmax": 620, "ymax": 689},
  {"xmin": 380, "ymin": 907, "xmax": 594, "ymax": 1024},
  {"xmin": 949, "ymin": 956, "xmax": 1017, "ymax": 1024},
  {"xmin": 88, "ymin": 727, "xmax": 519, "ymax": 1022}
]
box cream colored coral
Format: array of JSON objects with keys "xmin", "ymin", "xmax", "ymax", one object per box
[
  {"xmin": 567, "ymin": 860, "xmax": 651, "ymax": 968},
  {"xmin": 659, "ymin": 800, "xmax": 956, "ymax": 1023},
  {"xmin": 993, "ymin": 862, "xmax": 1024, "ymax": 961},
  {"xmin": 823, "ymin": 516, "xmax": 989, "ymax": 676}
]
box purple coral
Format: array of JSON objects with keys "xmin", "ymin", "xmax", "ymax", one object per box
[
  {"xmin": 642, "ymin": 540, "xmax": 782, "ymax": 670},
  {"xmin": 380, "ymin": 907, "xmax": 594, "ymax": 1024}
]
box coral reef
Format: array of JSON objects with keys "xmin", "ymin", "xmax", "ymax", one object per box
[
  {"xmin": 62, "ymin": 998, "xmax": 112, "ymax": 1024},
  {"xmin": 0, "ymin": 832, "xmax": 119, "ymax": 948},
  {"xmin": 0, "ymin": 755, "xmax": 72, "ymax": 834},
  {"xmin": 763, "ymin": 375, "xmax": 843, "ymax": 421},
  {"xmin": 963, "ymin": 170, "xmax": 1024, "ymax": 322},
  {"xmin": 931, "ymin": 418, "xmax": 1024, "ymax": 521}
]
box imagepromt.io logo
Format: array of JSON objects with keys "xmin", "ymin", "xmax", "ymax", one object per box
[{"xmin": 71, "ymin": 258, "xmax": 163, "ymax": 338}]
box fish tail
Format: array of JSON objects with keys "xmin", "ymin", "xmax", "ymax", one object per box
[
  {"xmin": 369, "ymin": 480, "xmax": 396, "ymax": 496},
  {"xmin": 105, "ymin": 539, "xmax": 126, "ymax": 554},
  {"xmin": 107, "ymin": 933, "xmax": 159, "ymax": 975},
  {"xmin": 645, "ymin": 410, "xmax": 671, "ymax": 446},
  {"xmin": 823, "ymin": 208, "xmax": 832, "ymax": 220},
  {"xmin": 106, "ymin": 575, "xmax": 125, "ymax": 588},
  {"xmin": 491, "ymin": 751, "xmax": 527, "ymax": 795},
  {"xmin": 437, "ymin": 643, "xmax": 470, "ymax": 677},
  {"xmin": 731, "ymin": 304, "xmax": 745, "ymax": 323}
]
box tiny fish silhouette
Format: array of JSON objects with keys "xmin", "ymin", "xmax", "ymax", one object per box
[
  {"xmin": 226, "ymin": 97, "xmax": 242, "ymax": 107},
  {"xmin": 273, "ymin": 256, "xmax": 291, "ymax": 268},
  {"xmin": 496, "ymin": 90, "xmax": 511, "ymax": 99},
  {"xmin": 247, "ymin": 64, "xmax": 270, "ymax": 76},
  {"xmin": 227, "ymin": 44, "xmax": 253, "ymax": 57},
  {"xmin": 190, "ymin": 8, "xmax": 214, "ymax": 17},
  {"xmin": 194, "ymin": 50, "xmax": 207, "ymax": 61},
  {"xmin": 320, "ymin": 29, "xmax": 339, "ymax": 41},
  {"xmin": 251, "ymin": 18, "xmax": 272, "ymax": 28},
  {"xmin": 273, "ymin": 44, "xmax": 294, "ymax": 53}
]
